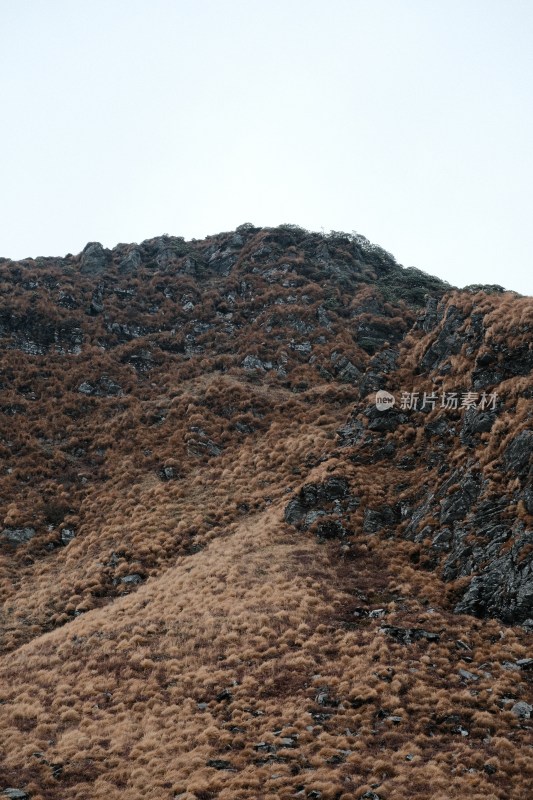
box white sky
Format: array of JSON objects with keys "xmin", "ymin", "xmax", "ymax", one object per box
[{"xmin": 1, "ymin": 0, "xmax": 532, "ymax": 294}]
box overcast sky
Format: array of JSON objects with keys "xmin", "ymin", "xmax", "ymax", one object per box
[{"xmin": 1, "ymin": 0, "xmax": 532, "ymax": 294}]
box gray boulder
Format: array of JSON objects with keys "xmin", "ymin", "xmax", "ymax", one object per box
[
  {"xmin": 1, "ymin": 528, "xmax": 36, "ymax": 546},
  {"xmin": 511, "ymin": 701, "xmax": 532, "ymax": 719},
  {"xmin": 80, "ymin": 242, "xmax": 108, "ymax": 274}
]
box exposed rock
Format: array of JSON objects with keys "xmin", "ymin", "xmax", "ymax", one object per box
[
  {"xmin": 60, "ymin": 528, "xmax": 76, "ymax": 545},
  {"xmin": 363, "ymin": 506, "xmax": 401, "ymax": 533},
  {"xmin": 365, "ymin": 404, "xmax": 408, "ymax": 433},
  {"xmin": 380, "ymin": 626, "xmax": 440, "ymax": 644},
  {"xmin": 1, "ymin": 527, "xmax": 36, "ymax": 546},
  {"xmin": 284, "ymin": 478, "xmax": 353, "ymax": 535},
  {"xmin": 206, "ymin": 759, "xmax": 235, "ymax": 770},
  {"xmin": 241, "ymin": 355, "xmax": 273, "ymax": 371},
  {"xmin": 440, "ymin": 475, "xmax": 481, "ymax": 524},
  {"xmin": 454, "ymin": 527, "xmax": 533, "ymax": 623},
  {"xmin": 120, "ymin": 574, "xmax": 143, "ymax": 585},
  {"xmin": 420, "ymin": 305, "xmax": 465, "ymax": 371},
  {"xmin": 511, "ymin": 701, "xmax": 532, "ymax": 719},
  {"xmin": 336, "ymin": 419, "xmax": 364, "ymax": 446},
  {"xmin": 89, "ymin": 286, "xmax": 104, "ymax": 315},
  {"xmin": 284, "ymin": 498, "xmax": 306, "ymax": 525},
  {"xmin": 460, "ymin": 407, "xmax": 496, "ymax": 445},
  {"xmin": 330, "ymin": 352, "xmax": 361, "ymax": 383},
  {"xmin": 458, "ymin": 669, "xmax": 480, "ymax": 681},
  {"xmin": 315, "ymin": 518, "xmax": 346, "ymax": 539},
  {"xmin": 77, "ymin": 376, "xmax": 123, "ymax": 397},
  {"xmin": 80, "ymin": 242, "xmax": 108, "ymax": 274},
  {"xmin": 523, "ymin": 488, "xmax": 533, "ymax": 515},
  {"xmin": 159, "ymin": 466, "xmax": 176, "ymax": 481},
  {"xmin": 119, "ymin": 248, "xmax": 142, "ymax": 273},
  {"xmin": 504, "ymin": 430, "xmax": 533, "ymax": 475},
  {"xmin": 420, "ymin": 296, "xmax": 442, "ymax": 332},
  {"xmin": 208, "ymin": 248, "xmax": 238, "ymax": 276},
  {"xmin": 58, "ymin": 291, "xmax": 79, "ymax": 309},
  {"xmin": 2, "ymin": 790, "xmax": 30, "ymax": 800}
]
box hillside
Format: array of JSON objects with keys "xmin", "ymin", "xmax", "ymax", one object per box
[{"xmin": 0, "ymin": 224, "xmax": 532, "ymax": 800}]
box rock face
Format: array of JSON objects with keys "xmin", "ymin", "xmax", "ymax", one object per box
[
  {"xmin": 453, "ymin": 525, "xmax": 533, "ymax": 623},
  {"xmin": 284, "ymin": 477, "xmax": 358, "ymax": 538},
  {"xmin": 80, "ymin": 241, "xmax": 108, "ymax": 274}
]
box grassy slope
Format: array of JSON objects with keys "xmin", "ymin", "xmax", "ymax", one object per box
[{"xmin": 0, "ymin": 227, "xmax": 532, "ymax": 799}]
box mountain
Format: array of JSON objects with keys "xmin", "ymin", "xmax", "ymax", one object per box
[{"xmin": 0, "ymin": 224, "xmax": 531, "ymax": 800}]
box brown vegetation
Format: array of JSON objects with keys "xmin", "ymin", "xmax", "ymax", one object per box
[{"xmin": 0, "ymin": 227, "xmax": 531, "ymax": 798}]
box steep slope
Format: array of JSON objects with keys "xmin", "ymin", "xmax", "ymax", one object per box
[{"xmin": 0, "ymin": 225, "xmax": 531, "ymax": 799}]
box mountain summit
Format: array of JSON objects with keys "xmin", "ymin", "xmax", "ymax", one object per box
[{"xmin": 1, "ymin": 225, "xmax": 532, "ymax": 799}]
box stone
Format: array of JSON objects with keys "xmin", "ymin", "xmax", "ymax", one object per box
[
  {"xmin": 303, "ymin": 510, "xmax": 326, "ymax": 527},
  {"xmin": 336, "ymin": 419, "xmax": 364, "ymax": 446},
  {"xmin": 77, "ymin": 376, "xmax": 123, "ymax": 397},
  {"xmin": 458, "ymin": 669, "xmax": 480, "ymax": 681},
  {"xmin": 330, "ymin": 353, "xmax": 360, "ymax": 382},
  {"xmin": 317, "ymin": 305, "xmax": 332, "ymax": 330},
  {"xmin": 279, "ymin": 736, "xmax": 297, "ymax": 747},
  {"xmin": 206, "ymin": 759, "xmax": 235, "ymax": 770},
  {"xmin": 60, "ymin": 528, "xmax": 76, "ymax": 545},
  {"xmin": 321, "ymin": 477, "xmax": 349, "ymax": 500},
  {"xmin": 453, "ymin": 527, "xmax": 533, "ymax": 624},
  {"xmin": 119, "ymin": 248, "xmax": 142, "ymax": 273},
  {"xmin": 89, "ymin": 287, "xmax": 104, "ymax": 315},
  {"xmin": 440, "ymin": 476, "xmax": 481, "ymax": 524},
  {"xmin": 58, "ymin": 291, "xmax": 79, "ymax": 309},
  {"xmin": 365, "ymin": 404, "xmax": 408, "ymax": 433},
  {"xmin": 254, "ymin": 742, "xmax": 276, "ymax": 753},
  {"xmin": 315, "ymin": 518, "xmax": 346, "ymax": 539},
  {"xmin": 363, "ymin": 506, "xmax": 400, "ymax": 533},
  {"xmin": 284, "ymin": 498, "xmax": 306, "ymax": 525},
  {"xmin": 523, "ymin": 488, "xmax": 533, "ymax": 515},
  {"xmin": 420, "ymin": 305, "xmax": 465, "ymax": 371},
  {"xmin": 425, "ymin": 417, "xmax": 452, "ymax": 438},
  {"xmin": 241, "ymin": 355, "xmax": 272, "ymax": 371},
  {"xmin": 1, "ymin": 527, "xmax": 36, "ymax": 546},
  {"xmin": 511, "ymin": 701, "xmax": 532, "ymax": 719},
  {"xmin": 460, "ymin": 407, "xmax": 496, "ymax": 445},
  {"xmin": 2, "ymin": 792, "xmax": 29, "ymax": 800},
  {"xmin": 120, "ymin": 574, "xmax": 143, "ymax": 585},
  {"xmin": 80, "ymin": 242, "xmax": 108, "ymax": 274},
  {"xmin": 380, "ymin": 626, "xmax": 440, "ymax": 644},
  {"xmin": 420, "ymin": 296, "xmax": 441, "ymax": 332}
]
